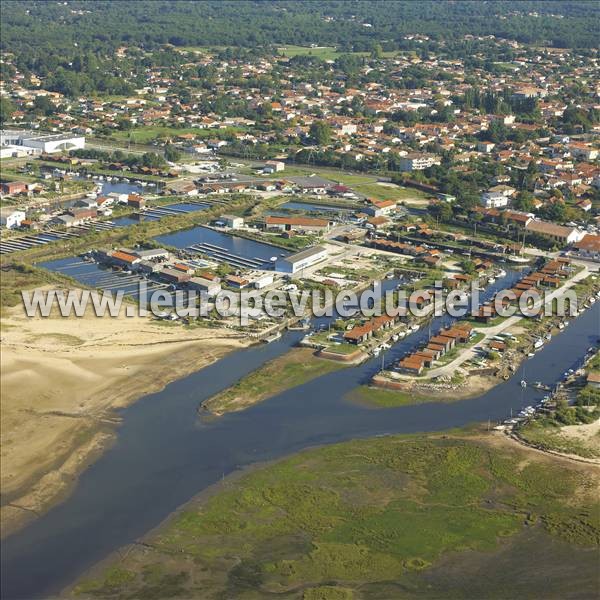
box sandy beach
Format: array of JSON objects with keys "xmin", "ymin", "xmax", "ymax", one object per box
[{"xmin": 0, "ymin": 290, "xmax": 248, "ymax": 537}]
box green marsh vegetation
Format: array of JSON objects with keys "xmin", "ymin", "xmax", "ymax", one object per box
[{"xmin": 74, "ymin": 431, "xmax": 599, "ymax": 599}]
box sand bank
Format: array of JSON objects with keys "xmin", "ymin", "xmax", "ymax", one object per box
[{"xmin": 0, "ymin": 292, "xmax": 247, "ymax": 536}]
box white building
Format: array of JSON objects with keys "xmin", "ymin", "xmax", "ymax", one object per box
[
  {"xmin": 0, "ymin": 208, "xmax": 26, "ymax": 229},
  {"xmin": 481, "ymin": 191, "xmax": 510, "ymax": 209},
  {"xmin": 263, "ymin": 160, "xmax": 285, "ymax": 173},
  {"xmin": 477, "ymin": 141, "xmax": 495, "ymax": 153},
  {"xmin": 219, "ymin": 214, "xmax": 244, "ymax": 229},
  {"xmin": 276, "ymin": 246, "xmax": 328, "ymax": 274},
  {"xmin": 399, "ymin": 153, "xmax": 441, "ymax": 171},
  {"xmin": 339, "ymin": 122, "xmax": 358, "ymax": 135},
  {"xmin": 252, "ymin": 273, "xmax": 274, "ymax": 289},
  {"xmin": 525, "ymin": 220, "xmax": 585, "ymax": 246},
  {"xmin": 0, "ymin": 130, "xmax": 85, "ymax": 153}
]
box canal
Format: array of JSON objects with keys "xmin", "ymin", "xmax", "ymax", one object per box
[{"xmin": 1, "ymin": 275, "xmax": 598, "ymax": 599}]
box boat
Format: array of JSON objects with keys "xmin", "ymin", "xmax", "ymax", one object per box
[
  {"xmin": 372, "ymin": 347, "xmax": 381, "ymax": 357},
  {"xmin": 527, "ymin": 352, "xmax": 535, "ymax": 357},
  {"xmin": 520, "ymin": 380, "xmax": 527, "ymax": 388},
  {"xmin": 410, "ymin": 324, "xmax": 419, "ymax": 332},
  {"xmin": 391, "ymin": 334, "xmax": 399, "ymax": 342},
  {"xmin": 385, "ymin": 272, "xmax": 394, "ymax": 279},
  {"xmin": 488, "ymin": 277, "xmax": 495, "ymax": 284},
  {"xmin": 270, "ymin": 256, "xmax": 277, "ymax": 262},
  {"xmin": 397, "ymin": 331, "xmax": 406, "ymax": 339},
  {"xmin": 545, "ymin": 333, "xmax": 552, "ymax": 341},
  {"xmin": 558, "ymin": 322, "xmax": 565, "ymax": 330},
  {"xmin": 263, "ymin": 332, "xmax": 282, "ymax": 344},
  {"xmin": 497, "ymin": 269, "xmax": 506, "ymax": 277},
  {"xmin": 533, "ymin": 339, "xmax": 544, "ymax": 349}
]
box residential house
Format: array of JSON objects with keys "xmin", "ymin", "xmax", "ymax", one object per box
[{"xmin": 0, "ymin": 207, "xmax": 26, "ymax": 229}]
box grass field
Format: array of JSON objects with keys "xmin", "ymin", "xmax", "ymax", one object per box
[
  {"xmin": 263, "ymin": 165, "xmax": 375, "ymax": 185},
  {"xmin": 263, "ymin": 165, "xmax": 428, "ymax": 202},
  {"xmin": 278, "ymin": 46, "xmax": 343, "ymax": 60},
  {"xmin": 202, "ymin": 347, "xmax": 348, "ymax": 415},
  {"xmin": 278, "ymin": 46, "xmax": 400, "ymax": 61},
  {"xmin": 110, "ymin": 126, "xmax": 241, "ymax": 144},
  {"xmin": 352, "ymin": 182, "xmax": 430, "ymax": 203},
  {"xmin": 74, "ymin": 431, "xmax": 599, "ymax": 599}
]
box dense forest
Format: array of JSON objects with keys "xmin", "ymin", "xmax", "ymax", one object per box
[{"xmin": 1, "ymin": 1, "xmax": 598, "ymax": 61}]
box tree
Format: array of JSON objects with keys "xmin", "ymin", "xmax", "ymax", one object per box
[
  {"xmin": 513, "ymin": 191, "xmax": 535, "ymax": 213},
  {"xmin": 309, "ymin": 121, "xmax": 332, "ymax": 146},
  {"xmin": 164, "ymin": 145, "xmax": 181, "ymax": 162},
  {"xmin": 429, "ymin": 201, "xmax": 452, "ymax": 222},
  {"xmin": 460, "ymin": 259, "xmax": 476, "ymax": 275},
  {"xmin": 141, "ymin": 152, "xmax": 166, "ymax": 169},
  {"xmin": 0, "ymin": 97, "xmax": 15, "ymax": 125},
  {"xmin": 371, "ymin": 43, "xmax": 383, "ymax": 59},
  {"xmin": 33, "ymin": 95, "xmax": 56, "ymax": 116}
]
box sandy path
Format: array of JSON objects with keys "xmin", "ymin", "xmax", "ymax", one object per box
[{"xmin": 0, "ymin": 292, "xmax": 247, "ymax": 536}]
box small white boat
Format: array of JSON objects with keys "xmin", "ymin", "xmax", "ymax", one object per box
[
  {"xmin": 263, "ymin": 332, "xmax": 282, "ymax": 344},
  {"xmin": 533, "ymin": 339, "xmax": 544, "ymax": 349},
  {"xmin": 488, "ymin": 277, "xmax": 495, "ymax": 284},
  {"xmin": 497, "ymin": 269, "xmax": 506, "ymax": 277},
  {"xmin": 520, "ymin": 380, "xmax": 527, "ymax": 388}
]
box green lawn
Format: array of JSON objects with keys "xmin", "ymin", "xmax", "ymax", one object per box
[{"xmin": 74, "ymin": 432, "xmax": 600, "ymax": 599}]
